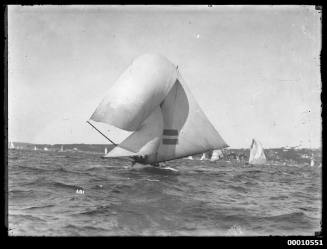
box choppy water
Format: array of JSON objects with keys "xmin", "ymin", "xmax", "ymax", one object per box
[{"xmin": 8, "ymin": 149, "xmax": 322, "ymax": 236}]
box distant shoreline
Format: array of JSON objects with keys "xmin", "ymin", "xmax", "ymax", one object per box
[{"xmin": 6, "ymin": 141, "xmax": 322, "ymax": 151}]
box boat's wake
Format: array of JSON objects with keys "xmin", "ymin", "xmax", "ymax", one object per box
[{"xmin": 126, "ymin": 163, "xmax": 180, "ymax": 175}]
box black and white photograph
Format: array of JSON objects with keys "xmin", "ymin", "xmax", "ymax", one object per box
[{"xmin": 7, "ymin": 5, "xmax": 322, "ymax": 237}]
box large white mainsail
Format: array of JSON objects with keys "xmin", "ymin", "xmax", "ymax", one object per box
[
  {"xmin": 248, "ymin": 139, "xmax": 266, "ymax": 165},
  {"xmin": 88, "ymin": 54, "xmax": 228, "ymax": 164}
]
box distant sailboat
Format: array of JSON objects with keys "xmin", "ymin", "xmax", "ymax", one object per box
[
  {"xmin": 211, "ymin": 149, "xmax": 223, "ymax": 161},
  {"xmin": 200, "ymin": 151, "xmax": 211, "ymax": 160},
  {"xmin": 187, "ymin": 155, "xmax": 193, "ymax": 160},
  {"xmin": 60, "ymin": 145, "xmax": 64, "ymax": 152},
  {"xmin": 9, "ymin": 141, "xmax": 15, "ymax": 149},
  {"xmin": 87, "ymin": 54, "xmax": 228, "ymax": 166},
  {"xmin": 310, "ymin": 156, "xmax": 315, "ymax": 167},
  {"xmin": 105, "ymin": 147, "xmax": 108, "ymax": 154},
  {"xmin": 44, "ymin": 147, "xmax": 48, "ymax": 151},
  {"xmin": 248, "ymin": 139, "xmax": 266, "ymax": 165},
  {"xmin": 34, "ymin": 146, "xmax": 37, "ymax": 151}
]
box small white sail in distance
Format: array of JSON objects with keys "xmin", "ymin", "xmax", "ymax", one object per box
[
  {"xmin": 201, "ymin": 151, "xmax": 212, "ymax": 160},
  {"xmin": 88, "ymin": 54, "xmax": 228, "ymax": 164},
  {"xmin": 9, "ymin": 141, "xmax": 15, "ymax": 149},
  {"xmin": 211, "ymin": 149, "xmax": 223, "ymax": 161},
  {"xmin": 248, "ymin": 139, "xmax": 266, "ymax": 165},
  {"xmin": 310, "ymin": 155, "xmax": 314, "ymax": 167}
]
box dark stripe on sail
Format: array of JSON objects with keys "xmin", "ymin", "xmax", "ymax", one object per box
[
  {"xmin": 162, "ymin": 138, "xmax": 178, "ymax": 145},
  {"xmin": 163, "ymin": 129, "xmax": 178, "ymax": 136}
]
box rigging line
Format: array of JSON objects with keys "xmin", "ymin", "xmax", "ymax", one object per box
[{"xmin": 86, "ymin": 120, "xmax": 118, "ymax": 146}]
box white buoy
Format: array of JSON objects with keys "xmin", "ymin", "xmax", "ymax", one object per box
[{"xmin": 76, "ymin": 189, "xmax": 84, "ymax": 194}]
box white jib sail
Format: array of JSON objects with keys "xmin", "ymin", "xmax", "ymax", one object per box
[
  {"xmin": 248, "ymin": 139, "xmax": 266, "ymax": 165},
  {"xmin": 104, "ymin": 106, "xmax": 163, "ymax": 162},
  {"xmin": 89, "ymin": 54, "xmax": 228, "ymax": 164}
]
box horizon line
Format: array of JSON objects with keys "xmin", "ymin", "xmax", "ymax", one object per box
[{"xmin": 7, "ymin": 141, "xmax": 322, "ymax": 150}]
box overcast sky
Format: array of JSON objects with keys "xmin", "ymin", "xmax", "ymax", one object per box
[{"xmin": 8, "ymin": 5, "xmax": 321, "ymax": 148}]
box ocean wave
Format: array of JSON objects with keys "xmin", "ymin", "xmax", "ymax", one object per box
[
  {"xmin": 225, "ymin": 224, "xmax": 245, "ymax": 236},
  {"xmin": 10, "ymin": 189, "xmax": 34, "ymax": 194},
  {"xmin": 17, "ymin": 165, "xmax": 48, "ymax": 172},
  {"xmin": 260, "ymin": 211, "xmax": 311, "ymax": 225},
  {"xmin": 10, "ymin": 214, "xmax": 46, "ymax": 222},
  {"xmin": 269, "ymin": 195, "xmax": 289, "ymax": 200},
  {"xmin": 9, "ymin": 189, "xmax": 35, "ymax": 198},
  {"xmin": 23, "ymin": 204, "xmax": 56, "ymax": 210},
  {"xmin": 77, "ymin": 205, "xmax": 113, "ymax": 216},
  {"xmin": 8, "ymin": 150, "xmax": 322, "ymax": 236},
  {"xmin": 64, "ymin": 223, "xmax": 109, "ymax": 233},
  {"xmin": 110, "ymin": 184, "xmax": 132, "ymax": 193},
  {"xmin": 92, "ymin": 184, "xmax": 105, "ymax": 189},
  {"xmin": 145, "ymin": 179, "xmax": 160, "ymax": 182},
  {"xmin": 52, "ymin": 181, "xmax": 84, "ymax": 191},
  {"xmin": 228, "ymin": 185, "xmax": 248, "ymax": 193},
  {"xmin": 21, "ymin": 176, "xmax": 48, "ymax": 186},
  {"xmin": 85, "ymin": 164, "xmax": 117, "ymax": 171},
  {"xmin": 79, "ymin": 225, "xmax": 109, "ymax": 232}
]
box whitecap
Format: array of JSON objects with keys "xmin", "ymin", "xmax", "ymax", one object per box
[{"xmin": 226, "ymin": 224, "xmax": 244, "ymax": 236}]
